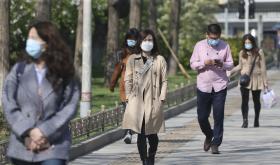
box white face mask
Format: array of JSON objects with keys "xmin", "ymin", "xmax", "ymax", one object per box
[{"xmin": 141, "ymin": 41, "xmax": 153, "ymax": 52}]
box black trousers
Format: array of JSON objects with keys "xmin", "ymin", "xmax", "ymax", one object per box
[
  {"xmin": 197, "ymin": 88, "xmax": 227, "ymax": 146},
  {"xmin": 240, "ymin": 87, "xmax": 261, "ymax": 121},
  {"xmin": 10, "ymin": 159, "xmax": 66, "ymax": 165},
  {"xmin": 137, "ymin": 118, "xmax": 159, "ymax": 161}
]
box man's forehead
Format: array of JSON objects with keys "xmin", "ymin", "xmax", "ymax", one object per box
[{"xmin": 207, "ymin": 33, "xmax": 220, "ymax": 39}]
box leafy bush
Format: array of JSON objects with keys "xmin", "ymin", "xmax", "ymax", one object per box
[
  {"xmin": 0, "ymin": 108, "xmax": 10, "ymax": 140},
  {"xmin": 225, "ymin": 37, "xmax": 243, "ymax": 66}
]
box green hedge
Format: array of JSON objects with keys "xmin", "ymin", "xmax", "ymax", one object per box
[{"xmin": 224, "ymin": 37, "xmax": 243, "ymax": 66}]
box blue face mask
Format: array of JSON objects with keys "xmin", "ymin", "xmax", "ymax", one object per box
[
  {"xmin": 25, "ymin": 39, "xmax": 43, "ymax": 59},
  {"xmin": 244, "ymin": 43, "xmax": 253, "ymax": 50},
  {"xmin": 207, "ymin": 39, "xmax": 220, "ymax": 47},
  {"xmin": 127, "ymin": 39, "xmax": 137, "ymax": 47}
]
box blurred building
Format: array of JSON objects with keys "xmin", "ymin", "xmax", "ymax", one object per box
[{"xmin": 215, "ymin": 0, "xmax": 280, "ymax": 49}]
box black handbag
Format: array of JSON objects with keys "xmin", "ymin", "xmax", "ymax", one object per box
[
  {"xmin": 239, "ymin": 55, "xmax": 257, "ymax": 87},
  {"xmin": 239, "ymin": 74, "xmax": 250, "ymax": 87}
]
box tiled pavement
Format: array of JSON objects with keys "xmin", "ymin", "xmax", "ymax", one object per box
[{"xmin": 70, "ymin": 69, "xmax": 280, "ymax": 165}]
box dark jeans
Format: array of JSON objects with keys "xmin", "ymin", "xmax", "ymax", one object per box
[
  {"xmin": 137, "ymin": 118, "xmax": 159, "ymax": 161},
  {"xmin": 240, "ymin": 87, "xmax": 261, "ymax": 121},
  {"xmin": 197, "ymin": 88, "xmax": 227, "ymax": 146},
  {"xmin": 10, "ymin": 159, "xmax": 66, "ymax": 165}
]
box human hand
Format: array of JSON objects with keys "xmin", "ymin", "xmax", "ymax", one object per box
[
  {"xmin": 25, "ymin": 137, "xmax": 50, "ymax": 152},
  {"xmin": 204, "ymin": 59, "xmax": 215, "ymax": 66},
  {"xmin": 214, "ymin": 59, "xmax": 223, "ymax": 68},
  {"xmin": 226, "ymin": 71, "xmax": 231, "ymax": 77},
  {"xmin": 109, "ymin": 87, "xmax": 114, "ymax": 92},
  {"xmin": 29, "ymin": 128, "xmax": 44, "ymax": 145},
  {"xmin": 25, "ymin": 137, "xmax": 37, "ymax": 151},
  {"xmin": 36, "ymin": 137, "xmax": 50, "ymax": 151},
  {"xmin": 264, "ymin": 83, "xmax": 269, "ymax": 90}
]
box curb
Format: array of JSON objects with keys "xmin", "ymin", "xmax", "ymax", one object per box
[{"xmin": 69, "ymin": 79, "xmax": 239, "ymax": 161}]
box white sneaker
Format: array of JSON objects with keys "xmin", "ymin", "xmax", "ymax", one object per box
[{"xmin": 123, "ymin": 133, "xmax": 132, "ymax": 144}]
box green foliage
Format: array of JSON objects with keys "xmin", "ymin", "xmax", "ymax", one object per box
[
  {"xmin": 10, "ymin": 0, "xmax": 35, "ymax": 64},
  {"xmin": 156, "ymin": 0, "xmax": 172, "ymax": 59},
  {"xmin": 90, "ymin": 70, "xmax": 197, "ymax": 112},
  {"xmin": 51, "ymin": 0, "xmax": 78, "ymax": 46},
  {"xmin": 9, "ymin": 0, "xmax": 108, "ymax": 66},
  {"xmin": 91, "ymin": 77, "xmax": 119, "ymax": 111},
  {"xmin": 0, "ymin": 108, "xmax": 9, "ymax": 140},
  {"xmin": 92, "ymin": 0, "xmax": 107, "ymax": 23},
  {"xmin": 224, "ymin": 37, "xmax": 242, "ymax": 65},
  {"xmin": 157, "ymin": 0, "xmax": 219, "ymax": 69},
  {"xmin": 9, "ymin": 0, "xmax": 79, "ymax": 64},
  {"xmin": 179, "ymin": 0, "xmax": 218, "ymax": 68}
]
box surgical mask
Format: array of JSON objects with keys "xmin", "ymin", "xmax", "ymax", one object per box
[
  {"xmin": 244, "ymin": 43, "xmax": 253, "ymax": 50},
  {"xmin": 207, "ymin": 39, "xmax": 220, "ymax": 47},
  {"xmin": 127, "ymin": 39, "xmax": 137, "ymax": 47},
  {"xmin": 25, "ymin": 39, "xmax": 43, "ymax": 59},
  {"xmin": 141, "ymin": 41, "xmax": 153, "ymax": 52}
]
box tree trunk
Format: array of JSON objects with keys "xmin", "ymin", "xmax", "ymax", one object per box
[
  {"xmin": 168, "ymin": 0, "xmax": 180, "ymax": 75},
  {"xmin": 92, "ymin": 17, "xmax": 107, "ymax": 66},
  {"xmin": 148, "ymin": 0, "xmax": 157, "ymax": 33},
  {"xmin": 0, "ymin": 0, "xmax": 10, "ymax": 107},
  {"xmin": 74, "ymin": 0, "xmax": 83, "ymax": 80},
  {"xmin": 104, "ymin": 0, "xmax": 119, "ymax": 86},
  {"xmin": 35, "ymin": 0, "xmax": 51, "ymax": 21},
  {"xmin": 129, "ymin": 0, "xmax": 141, "ymax": 29}
]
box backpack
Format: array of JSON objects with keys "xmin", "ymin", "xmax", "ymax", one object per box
[{"xmin": 16, "ymin": 61, "xmax": 26, "ymax": 83}]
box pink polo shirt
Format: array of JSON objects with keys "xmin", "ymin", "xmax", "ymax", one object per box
[{"xmin": 190, "ymin": 39, "xmax": 234, "ymax": 93}]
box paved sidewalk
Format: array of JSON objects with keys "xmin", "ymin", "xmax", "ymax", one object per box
[{"xmin": 70, "ymin": 69, "xmax": 280, "ymax": 165}]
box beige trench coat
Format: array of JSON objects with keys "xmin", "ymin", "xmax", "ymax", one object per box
[
  {"xmin": 231, "ymin": 49, "xmax": 268, "ymax": 90},
  {"xmin": 122, "ymin": 54, "xmax": 168, "ymax": 135}
]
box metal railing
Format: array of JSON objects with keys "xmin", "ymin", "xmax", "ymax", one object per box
[
  {"xmin": 0, "ymin": 81, "xmax": 198, "ymax": 164},
  {"xmin": 0, "ymin": 52, "xmax": 274, "ymax": 163},
  {"xmin": 70, "ymin": 105, "xmax": 124, "ymax": 144}
]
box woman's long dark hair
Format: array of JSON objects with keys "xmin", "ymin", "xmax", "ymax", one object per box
[
  {"xmin": 139, "ymin": 29, "xmax": 159, "ymax": 56},
  {"xmin": 26, "ymin": 21, "xmax": 75, "ymax": 91},
  {"xmin": 242, "ymin": 34, "xmax": 260, "ymax": 59}
]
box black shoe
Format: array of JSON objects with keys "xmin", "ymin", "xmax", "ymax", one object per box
[
  {"xmin": 241, "ymin": 119, "xmax": 248, "ymax": 128},
  {"xmin": 254, "ymin": 120, "xmax": 259, "ymax": 127},
  {"xmin": 123, "ymin": 132, "xmax": 132, "ymax": 144},
  {"xmin": 142, "ymin": 159, "xmax": 148, "ymax": 165},
  {"xmin": 203, "ymin": 136, "xmax": 212, "ymax": 152},
  {"xmin": 211, "ymin": 144, "xmax": 220, "ymax": 154},
  {"xmin": 147, "ymin": 156, "xmax": 155, "ymax": 165}
]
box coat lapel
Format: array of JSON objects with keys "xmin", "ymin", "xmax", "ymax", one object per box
[
  {"xmin": 20, "ymin": 64, "xmax": 42, "ymax": 105},
  {"xmin": 40, "ymin": 76, "xmax": 54, "ymax": 100}
]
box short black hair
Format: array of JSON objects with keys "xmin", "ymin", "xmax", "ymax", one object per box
[
  {"xmin": 123, "ymin": 28, "xmax": 140, "ymax": 54},
  {"xmin": 125, "ymin": 28, "xmax": 139, "ymax": 40},
  {"xmin": 207, "ymin": 24, "xmax": 222, "ymax": 35}
]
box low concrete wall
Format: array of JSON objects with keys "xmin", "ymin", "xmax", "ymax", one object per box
[{"xmin": 70, "ymin": 128, "xmax": 125, "ymax": 160}]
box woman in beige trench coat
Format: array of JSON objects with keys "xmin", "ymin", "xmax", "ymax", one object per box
[
  {"xmin": 122, "ymin": 29, "xmax": 167, "ymax": 165},
  {"xmin": 231, "ymin": 34, "xmax": 268, "ymax": 128}
]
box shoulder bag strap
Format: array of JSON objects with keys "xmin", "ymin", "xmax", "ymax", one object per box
[{"xmin": 249, "ymin": 55, "xmax": 257, "ymax": 76}]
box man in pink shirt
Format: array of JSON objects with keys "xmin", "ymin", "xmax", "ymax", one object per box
[{"xmin": 190, "ymin": 24, "xmax": 233, "ymax": 154}]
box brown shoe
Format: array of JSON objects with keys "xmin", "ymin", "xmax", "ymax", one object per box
[
  {"xmin": 203, "ymin": 136, "xmax": 212, "ymax": 152},
  {"xmin": 211, "ymin": 144, "xmax": 220, "ymax": 154}
]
